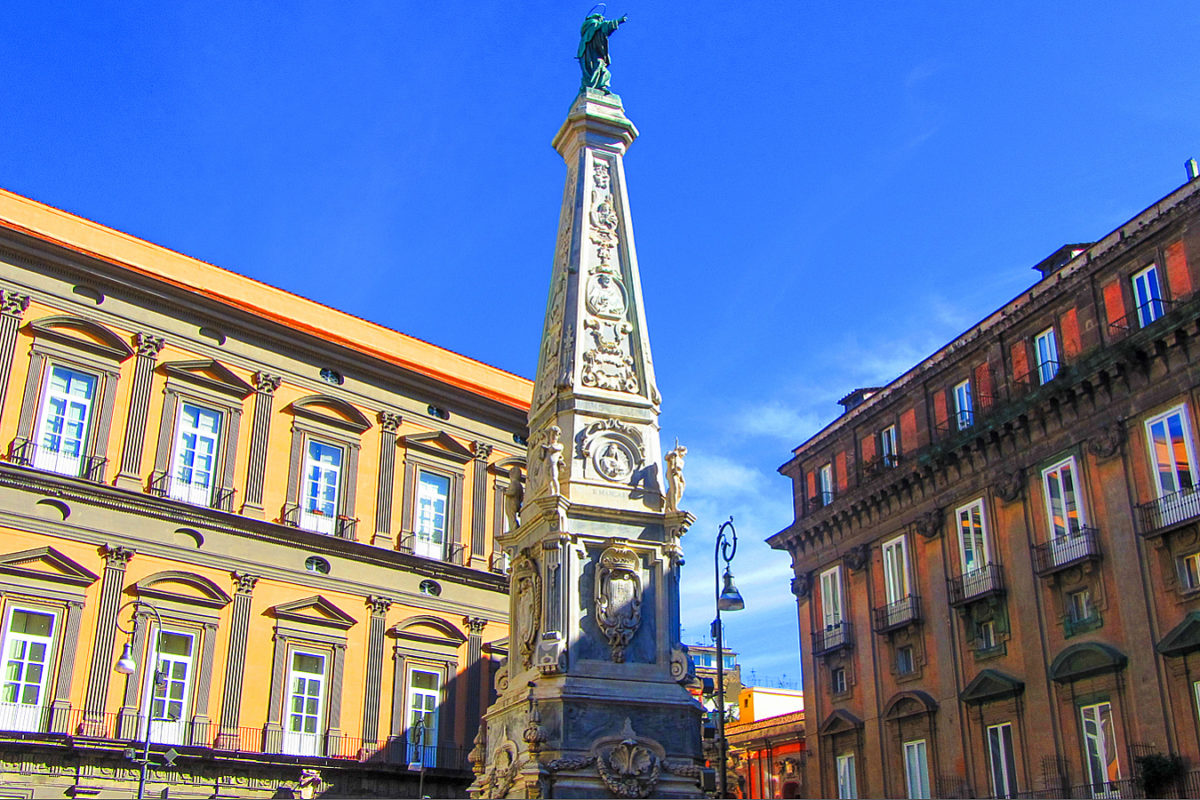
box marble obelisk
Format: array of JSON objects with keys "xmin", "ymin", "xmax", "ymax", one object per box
[{"xmin": 467, "ymin": 89, "xmax": 704, "ymax": 799}]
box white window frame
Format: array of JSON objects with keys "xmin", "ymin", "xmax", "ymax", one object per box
[
  {"xmin": 880, "ymin": 425, "xmax": 898, "ymax": 467},
  {"xmin": 143, "ymin": 628, "xmax": 195, "ymax": 746},
  {"xmin": 1181, "ymin": 553, "xmax": 1200, "ymax": 592},
  {"xmin": 301, "ymin": 439, "xmax": 344, "ymax": 535},
  {"xmin": 836, "ymin": 752, "xmax": 857, "ymax": 799},
  {"xmin": 415, "ymin": 470, "xmax": 451, "ymax": 560},
  {"xmin": 282, "ymin": 650, "xmax": 327, "ymax": 756},
  {"xmin": 0, "ymin": 605, "xmax": 58, "ymax": 733},
  {"xmin": 1080, "ymin": 701, "xmax": 1121, "ymax": 798},
  {"xmin": 33, "ymin": 364, "xmax": 98, "ymax": 478},
  {"xmin": 977, "ymin": 619, "xmax": 998, "ymax": 650},
  {"xmin": 954, "ymin": 379, "xmax": 974, "ymax": 429},
  {"xmin": 831, "ymin": 666, "xmax": 847, "ymax": 694},
  {"xmin": 903, "ymin": 739, "xmax": 931, "ymax": 799},
  {"xmin": 896, "ymin": 645, "xmax": 915, "ymax": 675},
  {"xmin": 987, "ymin": 722, "xmax": 1018, "ymax": 799},
  {"xmin": 168, "ymin": 401, "xmax": 222, "ymax": 507},
  {"xmin": 1042, "ymin": 456, "xmax": 1089, "ymax": 567},
  {"xmin": 1132, "ymin": 264, "xmax": 1164, "ymax": 328},
  {"xmin": 1145, "ymin": 405, "xmax": 1199, "ymax": 527},
  {"xmin": 818, "ymin": 462, "xmax": 834, "ymax": 505},
  {"xmin": 819, "ymin": 566, "xmax": 844, "ymax": 630},
  {"xmin": 405, "ymin": 665, "xmax": 442, "ymax": 768},
  {"xmin": 1035, "ymin": 327, "xmax": 1059, "ymax": 384},
  {"xmin": 882, "ymin": 535, "xmax": 910, "ymax": 606},
  {"xmin": 956, "ymin": 500, "xmax": 991, "ymax": 576},
  {"xmin": 1067, "ymin": 588, "xmax": 1094, "ymax": 624}
]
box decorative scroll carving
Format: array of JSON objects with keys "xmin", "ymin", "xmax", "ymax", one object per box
[
  {"xmin": 595, "ymin": 545, "xmax": 642, "ymax": 662},
  {"xmin": 493, "ymin": 659, "xmax": 509, "ymax": 694},
  {"xmin": 790, "ymin": 571, "xmax": 812, "ymax": 599},
  {"xmin": 995, "ymin": 468, "xmax": 1024, "ymax": 503},
  {"xmin": 843, "ymin": 544, "xmax": 868, "ymax": 572},
  {"xmin": 512, "ymin": 551, "xmax": 542, "ymax": 669},
  {"xmin": 1087, "ymin": 422, "xmax": 1125, "ymax": 459},
  {"xmin": 479, "ymin": 737, "xmax": 524, "ymax": 800},
  {"xmin": 915, "ymin": 509, "xmax": 944, "ymax": 540},
  {"xmin": 669, "ymin": 645, "xmax": 693, "ymax": 683},
  {"xmin": 582, "ymin": 318, "xmax": 639, "ymax": 393},
  {"xmin": 253, "ymin": 371, "xmax": 282, "ymax": 394},
  {"xmin": 533, "ymin": 163, "xmax": 578, "ymax": 410},
  {"xmin": 593, "ymin": 719, "xmax": 664, "ymax": 799},
  {"xmin": 665, "ymin": 443, "xmax": 686, "ymax": 512}
]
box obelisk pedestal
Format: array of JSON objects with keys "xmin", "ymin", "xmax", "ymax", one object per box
[{"xmin": 468, "ymin": 90, "xmax": 705, "ymax": 799}]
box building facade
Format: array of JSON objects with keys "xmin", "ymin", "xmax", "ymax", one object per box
[
  {"xmin": 772, "ymin": 173, "xmax": 1200, "ymax": 798},
  {"xmin": 726, "ymin": 709, "xmax": 806, "ymax": 800},
  {"xmin": 0, "ymin": 188, "xmax": 530, "ymax": 797}
]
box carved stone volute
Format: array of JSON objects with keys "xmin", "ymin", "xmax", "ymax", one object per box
[
  {"xmin": 914, "ymin": 509, "xmax": 944, "ymax": 540},
  {"xmin": 995, "ymin": 468, "xmax": 1024, "ymax": 503}
]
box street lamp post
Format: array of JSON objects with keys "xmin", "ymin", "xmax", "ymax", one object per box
[
  {"xmin": 415, "ymin": 717, "xmax": 427, "ymax": 799},
  {"xmin": 712, "ymin": 517, "xmax": 744, "ymax": 799},
  {"xmin": 114, "ymin": 600, "xmax": 166, "ymax": 800}
]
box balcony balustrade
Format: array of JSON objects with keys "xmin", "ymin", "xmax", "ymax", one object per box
[
  {"xmin": 948, "ymin": 563, "xmax": 1005, "ymax": 606},
  {"xmin": 1137, "ymin": 487, "xmax": 1200, "ymax": 536},
  {"xmin": 811, "ymin": 621, "xmax": 853, "ymax": 656},
  {"xmin": 872, "ymin": 594, "xmax": 921, "ymax": 633},
  {"xmin": 1032, "ymin": 527, "xmax": 1102, "ymax": 575}
]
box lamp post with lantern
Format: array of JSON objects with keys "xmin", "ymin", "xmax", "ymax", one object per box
[
  {"xmin": 712, "ymin": 517, "xmax": 744, "ymax": 799},
  {"xmin": 113, "ymin": 600, "xmax": 167, "ymax": 800}
]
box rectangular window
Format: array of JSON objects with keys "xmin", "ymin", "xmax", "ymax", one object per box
[
  {"xmin": 1080, "ymin": 702, "xmax": 1120, "ymax": 797},
  {"xmin": 954, "ymin": 379, "xmax": 974, "ymax": 429},
  {"xmin": 1035, "ymin": 327, "xmax": 1060, "ymax": 384},
  {"xmin": 818, "ymin": 463, "xmax": 834, "ymax": 506},
  {"xmin": 1180, "ymin": 553, "xmax": 1200, "ymax": 591},
  {"xmin": 1043, "ymin": 457, "xmax": 1086, "ymax": 538},
  {"xmin": 903, "ymin": 739, "xmax": 931, "ymax": 799},
  {"xmin": 406, "ymin": 668, "xmax": 441, "ymax": 768},
  {"xmin": 956, "ymin": 500, "xmax": 991, "ymax": 588},
  {"xmin": 169, "ymin": 403, "xmax": 222, "ymax": 506},
  {"xmin": 987, "ymin": 722, "xmax": 1018, "ymax": 798},
  {"xmin": 33, "ymin": 365, "xmax": 97, "ymax": 477},
  {"xmin": 836, "ymin": 753, "xmax": 857, "ymax": 799},
  {"xmin": 283, "ymin": 651, "xmax": 326, "ymax": 756},
  {"xmin": 880, "ymin": 425, "xmax": 899, "ymax": 467},
  {"xmin": 896, "ymin": 645, "xmax": 915, "ymax": 675},
  {"xmin": 416, "ymin": 471, "xmax": 451, "ymax": 560},
  {"xmin": 882, "ymin": 535, "xmax": 910, "ymax": 605},
  {"xmin": 0, "ymin": 607, "xmax": 56, "ymax": 732},
  {"xmin": 1132, "ymin": 264, "xmax": 1164, "ymax": 328},
  {"xmin": 831, "ymin": 667, "xmax": 847, "ymax": 694},
  {"xmin": 1146, "ymin": 405, "xmax": 1198, "ymax": 526},
  {"xmin": 145, "ymin": 630, "xmax": 194, "ymax": 746},
  {"xmin": 301, "ymin": 440, "xmax": 343, "ymax": 535},
  {"xmin": 1067, "ymin": 589, "xmax": 1094, "ymax": 623},
  {"xmin": 820, "ymin": 566, "xmax": 843, "ymax": 630},
  {"xmin": 977, "ymin": 620, "xmax": 997, "ymax": 650}
]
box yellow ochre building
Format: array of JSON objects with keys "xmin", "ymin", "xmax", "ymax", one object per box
[{"xmin": 0, "ymin": 187, "xmax": 530, "ymax": 797}]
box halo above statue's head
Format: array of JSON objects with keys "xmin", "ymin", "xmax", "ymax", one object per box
[{"xmin": 587, "ymin": 3, "xmax": 607, "ymax": 17}]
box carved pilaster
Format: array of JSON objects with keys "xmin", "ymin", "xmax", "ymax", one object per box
[
  {"xmin": 465, "ymin": 616, "xmax": 488, "ymax": 750},
  {"xmin": 241, "ymin": 373, "xmax": 281, "ymax": 518},
  {"xmin": 216, "ymin": 572, "xmax": 258, "ymax": 748},
  {"xmin": 361, "ymin": 596, "xmax": 392, "ymax": 748},
  {"xmin": 115, "ymin": 333, "xmax": 165, "ymax": 489},
  {"xmin": 81, "ymin": 546, "xmax": 134, "ymax": 735},
  {"xmin": 470, "ymin": 441, "xmax": 493, "ymax": 568},
  {"xmin": 0, "ymin": 289, "xmax": 30, "ymax": 421},
  {"xmin": 374, "ymin": 411, "xmax": 403, "ymax": 546}
]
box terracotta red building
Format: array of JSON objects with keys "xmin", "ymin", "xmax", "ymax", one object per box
[{"xmin": 772, "ymin": 172, "xmax": 1200, "ymax": 798}]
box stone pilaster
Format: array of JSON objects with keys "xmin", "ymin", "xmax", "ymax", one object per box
[
  {"xmin": 241, "ymin": 373, "xmax": 281, "ymax": 518},
  {"xmin": 373, "ymin": 411, "xmax": 402, "ymax": 546},
  {"xmin": 361, "ymin": 596, "xmax": 392, "ymax": 748},
  {"xmin": 81, "ymin": 545, "xmax": 134, "ymax": 736},
  {"xmin": 215, "ymin": 572, "xmax": 257, "ymax": 748},
  {"xmin": 0, "ymin": 290, "xmax": 31, "ymax": 423},
  {"xmin": 190, "ymin": 621, "xmax": 219, "ymax": 745},
  {"xmin": 470, "ymin": 442, "xmax": 493, "ymax": 568},
  {"xmin": 117, "ymin": 609, "xmax": 151, "ymax": 738},
  {"xmin": 115, "ymin": 332, "xmax": 165, "ymax": 490},
  {"xmin": 464, "ymin": 616, "xmax": 488, "ymax": 751},
  {"xmin": 325, "ymin": 642, "xmax": 347, "ymax": 755}
]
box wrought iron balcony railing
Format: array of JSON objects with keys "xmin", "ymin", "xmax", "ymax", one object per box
[
  {"xmin": 9, "ymin": 437, "xmax": 107, "ymax": 483},
  {"xmin": 811, "ymin": 621, "xmax": 853, "ymax": 656},
  {"xmin": 1032, "ymin": 527, "xmax": 1102, "ymax": 575},
  {"xmin": 1136, "ymin": 486, "xmax": 1200, "ymax": 537},
  {"xmin": 872, "ymin": 594, "xmax": 921, "ymax": 633},
  {"xmin": 148, "ymin": 471, "xmax": 237, "ymax": 512},
  {"xmin": 398, "ymin": 534, "xmax": 466, "ymax": 566},
  {"xmin": 1108, "ymin": 297, "xmax": 1175, "ymax": 338},
  {"xmin": 808, "ymin": 491, "xmax": 835, "ymax": 512},
  {"xmin": 948, "ymin": 563, "xmax": 1005, "ymax": 606}
]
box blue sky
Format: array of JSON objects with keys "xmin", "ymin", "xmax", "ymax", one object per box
[{"xmin": 3, "ymin": 2, "xmax": 1199, "ymax": 685}]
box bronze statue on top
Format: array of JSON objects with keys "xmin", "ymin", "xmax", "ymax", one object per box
[{"xmin": 577, "ymin": 7, "xmax": 628, "ymax": 94}]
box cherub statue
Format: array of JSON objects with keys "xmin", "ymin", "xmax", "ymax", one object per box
[
  {"xmin": 664, "ymin": 442, "xmax": 687, "ymax": 512},
  {"xmin": 504, "ymin": 464, "xmax": 525, "ymax": 531},
  {"xmin": 542, "ymin": 425, "xmax": 565, "ymax": 496}
]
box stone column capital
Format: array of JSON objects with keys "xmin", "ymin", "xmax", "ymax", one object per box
[
  {"xmin": 252, "ymin": 372, "xmax": 282, "ymax": 394},
  {"xmin": 232, "ymin": 572, "xmax": 260, "ymax": 595},
  {"xmin": 134, "ymin": 332, "xmax": 166, "ymax": 358},
  {"xmin": 465, "ymin": 616, "xmax": 488, "ymax": 636},
  {"xmin": 367, "ymin": 595, "xmax": 393, "ymax": 616},
  {"xmin": 0, "ymin": 290, "xmax": 31, "ymax": 318},
  {"xmin": 102, "ymin": 545, "xmax": 135, "ymax": 567},
  {"xmin": 473, "ymin": 441, "xmax": 494, "ymax": 462},
  {"xmin": 379, "ymin": 410, "xmax": 403, "ymax": 433}
]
